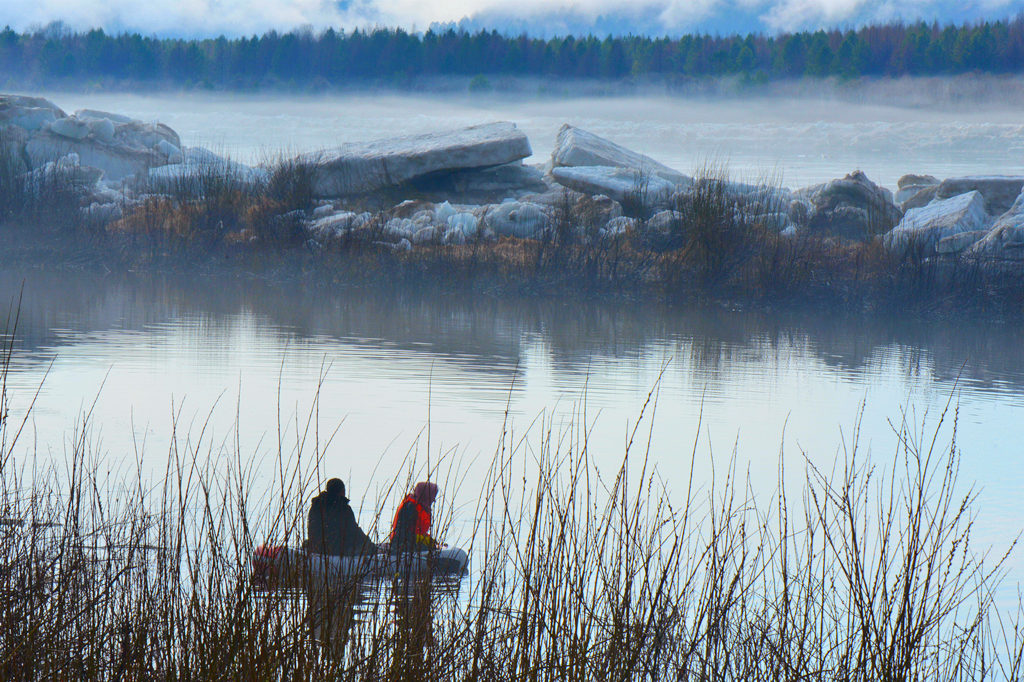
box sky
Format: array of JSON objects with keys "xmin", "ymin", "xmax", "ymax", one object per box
[{"xmin": 1, "ymin": 0, "xmax": 1023, "ymax": 38}]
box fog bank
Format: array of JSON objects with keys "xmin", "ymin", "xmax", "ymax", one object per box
[{"xmin": 23, "ymin": 75, "xmax": 1024, "ymax": 189}]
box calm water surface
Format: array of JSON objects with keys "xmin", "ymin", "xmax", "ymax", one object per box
[{"xmin": 2, "ymin": 268, "xmax": 1022, "ymax": 600}]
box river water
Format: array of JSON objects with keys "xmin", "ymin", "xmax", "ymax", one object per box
[{"xmin": 2, "ymin": 268, "xmax": 1023, "ymax": 603}]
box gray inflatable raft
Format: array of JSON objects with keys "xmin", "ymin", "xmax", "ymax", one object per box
[{"xmin": 252, "ymin": 544, "xmax": 469, "ymax": 589}]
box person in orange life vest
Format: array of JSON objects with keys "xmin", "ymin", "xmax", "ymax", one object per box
[{"xmin": 390, "ymin": 481, "xmax": 439, "ymax": 552}]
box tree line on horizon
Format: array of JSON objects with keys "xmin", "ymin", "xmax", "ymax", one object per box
[{"xmin": 1, "ymin": 17, "xmax": 1023, "ymax": 88}]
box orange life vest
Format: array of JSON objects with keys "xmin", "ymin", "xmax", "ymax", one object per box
[{"xmin": 392, "ymin": 495, "xmax": 431, "ymax": 538}]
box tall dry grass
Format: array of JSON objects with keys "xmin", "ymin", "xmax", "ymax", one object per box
[{"xmin": 127, "ymin": 153, "xmax": 311, "ymax": 252}]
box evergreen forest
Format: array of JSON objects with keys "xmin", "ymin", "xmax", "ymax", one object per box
[{"xmin": 2, "ymin": 16, "xmax": 1023, "ymax": 88}]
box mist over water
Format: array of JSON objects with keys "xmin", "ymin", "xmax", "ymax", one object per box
[{"xmin": 30, "ymin": 83, "xmax": 1024, "ymax": 189}]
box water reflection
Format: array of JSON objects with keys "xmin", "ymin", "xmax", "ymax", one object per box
[
  {"xmin": 302, "ymin": 574, "xmax": 464, "ymax": 664},
  {"xmin": 5, "ymin": 268, "xmax": 1024, "ymax": 398}
]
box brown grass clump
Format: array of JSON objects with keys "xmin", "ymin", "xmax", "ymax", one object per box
[{"xmin": 111, "ymin": 192, "xmax": 308, "ymax": 256}]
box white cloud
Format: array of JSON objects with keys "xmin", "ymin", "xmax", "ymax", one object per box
[
  {"xmin": 761, "ymin": 0, "xmax": 869, "ymax": 31},
  {"xmin": 657, "ymin": 0, "xmax": 730, "ymax": 26},
  {"xmin": 2, "ymin": 0, "xmax": 361, "ymax": 35},
  {"xmin": 0, "ymin": 0, "xmax": 1021, "ymax": 36}
]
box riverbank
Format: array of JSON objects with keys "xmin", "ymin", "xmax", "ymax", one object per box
[{"xmin": 3, "ymin": 92, "xmax": 1024, "ymax": 319}]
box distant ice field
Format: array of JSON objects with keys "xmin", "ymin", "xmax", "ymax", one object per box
[{"xmin": 28, "ymin": 89, "xmax": 1024, "ymax": 191}]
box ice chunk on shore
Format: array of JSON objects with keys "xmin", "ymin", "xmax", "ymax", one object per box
[
  {"xmin": 312, "ymin": 204, "xmax": 335, "ymax": 219},
  {"xmin": 936, "ymin": 230, "xmax": 987, "ymax": 254},
  {"xmin": 884, "ymin": 190, "xmax": 989, "ymax": 254},
  {"xmin": 603, "ymin": 216, "xmax": 635, "ymax": 237},
  {"xmin": 304, "ymin": 122, "xmax": 532, "ymax": 197},
  {"xmin": 309, "ymin": 211, "xmax": 361, "ymax": 238},
  {"xmin": 81, "ymin": 201, "xmax": 123, "ymax": 223},
  {"xmin": 968, "ymin": 192, "xmax": 1024, "ymax": 259},
  {"xmin": 444, "ymin": 227, "xmax": 467, "ymax": 245},
  {"xmin": 155, "ymin": 139, "xmax": 183, "ymax": 164},
  {"xmin": 27, "ymin": 114, "xmax": 182, "ymax": 182},
  {"xmin": 87, "ymin": 117, "xmax": 116, "ymax": 144},
  {"xmin": 27, "ymin": 132, "xmax": 163, "ymax": 181},
  {"xmin": 74, "ymin": 109, "xmax": 134, "ymax": 125},
  {"xmin": 0, "ymin": 94, "xmax": 65, "ymax": 132},
  {"xmin": 434, "ymin": 201, "xmax": 458, "ymax": 225},
  {"xmin": 23, "ymin": 152, "xmax": 103, "ymax": 190},
  {"xmin": 49, "ymin": 117, "xmax": 90, "ymax": 141},
  {"xmin": 148, "ymin": 147, "xmax": 267, "ymax": 187},
  {"xmin": 551, "ymin": 165, "xmax": 676, "ymax": 205},
  {"xmin": 412, "ymin": 226, "xmax": 441, "ymax": 244},
  {"xmin": 797, "ymin": 170, "xmax": 902, "ymax": 240},
  {"xmin": 384, "ymin": 218, "xmax": 416, "ymax": 240},
  {"xmin": 484, "ymin": 201, "xmax": 549, "ymax": 238},
  {"xmin": 551, "ymin": 125, "xmax": 691, "ymax": 187},
  {"xmin": 447, "ymin": 212, "xmax": 479, "ymax": 238},
  {"xmin": 895, "ymin": 174, "xmax": 939, "ymax": 205}
]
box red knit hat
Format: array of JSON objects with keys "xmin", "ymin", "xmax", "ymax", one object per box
[{"xmin": 412, "ymin": 481, "xmax": 439, "ymax": 510}]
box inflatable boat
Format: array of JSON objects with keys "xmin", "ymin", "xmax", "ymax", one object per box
[{"xmin": 251, "ymin": 544, "xmax": 469, "ymax": 590}]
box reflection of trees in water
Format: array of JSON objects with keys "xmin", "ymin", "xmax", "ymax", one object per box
[
  {"xmin": 5, "ymin": 267, "xmax": 1024, "ymax": 395},
  {"xmin": 786, "ymin": 313, "xmax": 1024, "ymax": 395}
]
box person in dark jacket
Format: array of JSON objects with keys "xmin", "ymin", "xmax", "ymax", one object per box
[
  {"xmin": 390, "ymin": 481, "xmax": 439, "ymax": 553},
  {"xmin": 307, "ymin": 478, "xmax": 376, "ymax": 556}
]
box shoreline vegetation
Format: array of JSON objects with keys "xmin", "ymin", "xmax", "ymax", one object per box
[
  {"xmin": 4, "ymin": 17, "xmax": 1024, "ymax": 91},
  {"xmin": 1, "ymin": 316, "xmax": 1023, "ymax": 679},
  {"xmin": 4, "ymin": 93, "xmax": 1024, "ymax": 318}
]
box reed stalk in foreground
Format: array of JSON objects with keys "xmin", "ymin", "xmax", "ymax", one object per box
[{"xmin": 0, "ymin": 332, "xmax": 1020, "ymax": 680}]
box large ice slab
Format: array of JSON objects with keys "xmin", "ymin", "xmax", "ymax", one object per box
[
  {"xmin": 968, "ymin": 192, "xmax": 1024, "ymax": 259},
  {"xmin": 0, "ymin": 94, "xmax": 65, "ymax": 131},
  {"xmin": 797, "ymin": 170, "xmax": 902, "ymax": 240},
  {"xmin": 551, "ymin": 165, "xmax": 676, "ymax": 204},
  {"xmin": 305, "ymin": 122, "xmax": 532, "ymax": 197},
  {"xmin": 550, "ymin": 125, "xmax": 691, "ymax": 187},
  {"xmin": 884, "ymin": 190, "xmax": 989, "ymax": 254},
  {"xmin": 26, "ymin": 132, "xmax": 163, "ymax": 182},
  {"xmin": 25, "ymin": 112, "xmax": 182, "ymax": 182}
]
